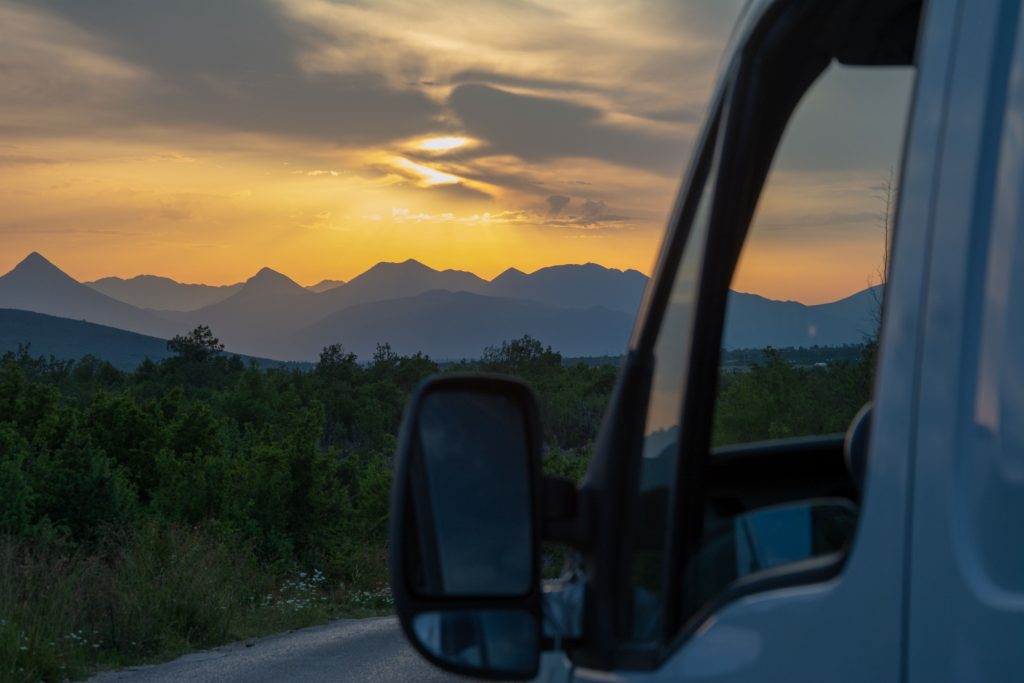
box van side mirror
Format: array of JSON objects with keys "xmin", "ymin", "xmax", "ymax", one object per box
[{"xmin": 389, "ymin": 375, "xmax": 543, "ymax": 680}]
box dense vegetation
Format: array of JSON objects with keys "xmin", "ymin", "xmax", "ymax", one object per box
[
  {"xmin": 713, "ymin": 344, "xmax": 875, "ymax": 445},
  {"xmin": 0, "ymin": 331, "xmax": 603, "ymax": 681},
  {"xmin": 0, "ymin": 328, "xmax": 873, "ymax": 682}
]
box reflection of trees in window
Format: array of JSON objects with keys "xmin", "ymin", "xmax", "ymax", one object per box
[{"xmin": 869, "ymin": 166, "xmax": 897, "ymax": 340}]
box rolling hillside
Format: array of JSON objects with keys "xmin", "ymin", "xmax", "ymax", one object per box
[
  {"xmin": 722, "ymin": 286, "xmax": 881, "ymax": 349},
  {"xmin": 294, "ymin": 290, "xmax": 635, "ymax": 360},
  {"xmin": 0, "ymin": 309, "xmax": 177, "ymax": 369},
  {"xmin": 0, "ymin": 309, "xmax": 305, "ymax": 370}
]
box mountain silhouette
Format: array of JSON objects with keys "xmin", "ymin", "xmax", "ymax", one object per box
[
  {"xmin": 1, "ymin": 252, "xmax": 882, "ymax": 363},
  {"xmin": 0, "ymin": 253, "xmax": 177, "ymax": 338},
  {"xmin": 181, "ymin": 267, "xmax": 320, "ymax": 355},
  {"xmin": 722, "ymin": 286, "xmax": 881, "ymax": 349},
  {"xmin": 318, "ymin": 259, "xmax": 488, "ymax": 309},
  {"xmin": 178, "ymin": 259, "xmax": 492, "ymax": 355},
  {"xmin": 306, "ymin": 279, "xmax": 345, "ymax": 293},
  {"xmin": 93, "ymin": 259, "xmax": 644, "ymax": 323},
  {"xmin": 242, "ymin": 267, "xmax": 309, "ymax": 295},
  {"xmin": 486, "ymin": 262, "xmax": 648, "ymax": 314},
  {"xmin": 86, "ymin": 274, "xmax": 242, "ymax": 311}
]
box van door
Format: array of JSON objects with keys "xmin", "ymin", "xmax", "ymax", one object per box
[
  {"xmin": 569, "ymin": 0, "xmax": 955, "ymax": 680},
  {"xmin": 908, "ymin": 0, "xmax": 1024, "ymax": 679}
]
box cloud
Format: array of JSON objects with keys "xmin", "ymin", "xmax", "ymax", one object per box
[
  {"xmin": 643, "ymin": 0, "xmax": 747, "ymax": 37},
  {"xmin": 581, "ymin": 200, "xmax": 617, "ymax": 222},
  {"xmin": 546, "ymin": 195, "xmax": 571, "ymax": 215},
  {"xmin": 755, "ymin": 211, "xmax": 879, "ymax": 229},
  {"xmin": 388, "ymin": 207, "xmax": 521, "ymax": 224},
  {"xmin": 532, "ymin": 197, "xmax": 632, "ymax": 230},
  {"xmin": 4, "ymin": 0, "xmax": 745, "ymax": 185},
  {"xmin": 450, "ymin": 69, "xmax": 600, "ymax": 94},
  {"xmin": 449, "ymin": 84, "xmax": 686, "ymax": 172},
  {"xmin": 640, "ymin": 105, "xmax": 704, "ymax": 123},
  {"xmin": 0, "ymin": 154, "xmax": 61, "ymax": 166},
  {"xmin": 10, "ymin": 0, "xmax": 441, "ymax": 144},
  {"xmin": 421, "ymin": 182, "xmax": 494, "ymax": 202}
]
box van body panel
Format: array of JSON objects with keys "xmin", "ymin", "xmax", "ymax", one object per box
[
  {"xmin": 909, "ymin": 0, "xmax": 1024, "ymax": 679},
  {"xmin": 577, "ymin": 0, "xmax": 961, "ymax": 678}
]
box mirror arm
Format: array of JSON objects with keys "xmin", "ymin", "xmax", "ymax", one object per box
[{"xmin": 541, "ymin": 475, "xmax": 595, "ymax": 548}]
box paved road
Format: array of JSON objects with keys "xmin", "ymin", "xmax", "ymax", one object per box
[{"xmin": 87, "ymin": 616, "xmax": 458, "ymax": 682}]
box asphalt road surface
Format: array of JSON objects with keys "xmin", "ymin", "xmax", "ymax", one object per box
[{"xmin": 87, "ymin": 616, "xmax": 459, "ymax": 682}]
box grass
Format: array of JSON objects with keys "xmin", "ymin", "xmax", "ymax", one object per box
[{"xmin": 0, "ymin": 526, "xmax": 393, "ymax": 683}]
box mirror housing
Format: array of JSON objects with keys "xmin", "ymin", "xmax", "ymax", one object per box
[{"xmin": 390, "ymin": 374, "xmax": 544, "ymax": 680}]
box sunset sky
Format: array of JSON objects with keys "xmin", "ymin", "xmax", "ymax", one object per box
[{"xmin": 0, "ymin": 0, "xmax": 910, "ymax": 303}]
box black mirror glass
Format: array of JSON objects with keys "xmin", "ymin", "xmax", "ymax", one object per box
[
  {"xmin": 409, "ymin": 389, "xmax": 533, "ymax": 597},
  {"xmin": 412, "ymin": 609, "xmax": 538, "ymax": 677}
]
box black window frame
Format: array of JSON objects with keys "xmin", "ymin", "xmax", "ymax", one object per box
[
  {"xmin": 578, "ymin": 0, "xmax": 923, "ymax": 671},
  {"xmin": 663, "ymin": 0, "xmax": 836, "ymax": 644}
]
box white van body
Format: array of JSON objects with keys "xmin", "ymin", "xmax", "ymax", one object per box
[
  {"xmin": 566, "ymin": 0, "xmax": 1024, "ymax": 680},
  {"xmin": 390, "ymin": 0, "xmax": 1024, "ymax": 680}
]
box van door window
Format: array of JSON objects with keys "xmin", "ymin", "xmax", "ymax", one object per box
[
  {"xmin": 713, "ymin": 65, "xmax": 913, "ymax": 448},
  {"xmin": 685, "ymin": 62, "xmax": 915, "ymax": 619}
]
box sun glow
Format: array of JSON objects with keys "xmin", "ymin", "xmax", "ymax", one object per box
[
  {"xmin": 417, "ymin": 136, "xmax": 470, "ymax": 152},
  {"xmin": 392, "ymin": 156, "xmax": 462, "ymax": 186}
]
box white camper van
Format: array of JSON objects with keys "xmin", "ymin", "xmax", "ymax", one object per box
[{"xmin": 389, "ymin": 0, "xmax": 1024, "ymax": 680}]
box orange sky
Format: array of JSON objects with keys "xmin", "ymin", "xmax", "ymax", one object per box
[{"xmin": 0, "ymin": 0, "xmax": 909, "ymax": 304}]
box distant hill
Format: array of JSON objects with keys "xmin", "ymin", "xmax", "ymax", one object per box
[
  {"xmin": 181, "ymin": 268, "xmax": 322, "ymax": 357},
  {"xmin": 179, "ymin": 260, "xmax": 492, "ymax": 356},
  {"xmin": 0, "ymin": 309, "xmax": 306, "ymax": 371},
  {"xmin": 317, "ymin": 259, "xmax": 489, "ymax": 310},
  {"xmin": 293, "ymin": 290, "xmax": 635, "ymax": 361},
  {"xmin": 0, "ymin": 253, "xmax": 178, "ymax": 338},
  {"xmin": 486, "ymin": 263, "xmax": 648, "ymax": 314},
  {"xmin": 177, "ymin": 259, "xmax": 650, "ymax": 357},
  {"xmin": 0, "ymin": 309, "xmax": 175, "ymax": 369},
  {"xmin": 722, "ymin": 286, "xmax": 880, "ymax": 349},
  {"xmin": 86, "ymin": 275, "xmax": 242, "ymax": 311}
]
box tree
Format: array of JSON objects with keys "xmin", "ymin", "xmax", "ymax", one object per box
[
  {"xmin": 868, "ymin": 167, "xmax": 897, "ymax": 339},
  {"xmin": 317, "ymin": 344, "xmax": 358, "ymax": 377},
  {"xmin": 167, "ymin": 325, "xmax": 225, "ymax": 362},
  {"xmin": 372, "ymin": 342, "xmax": 399, "ymax": 368},
  {"xmin": 481, "ymin": 335, "xmax": 561, "ymax": 374}
]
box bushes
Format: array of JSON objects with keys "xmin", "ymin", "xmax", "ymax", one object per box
[
  {"xmin": 0, "ymin": 341, "xmax": 423, "ymax": 681},
  {"xmin": 713, "ymin": 347, "xmax": 874, "ymax": 446},
  {"xmin": 0, "ymin": 526, "xmax": 323, "ymax": 683},
  {"xmin": 457, "ymin": 335, "xmax": 617, "ymax": 449},
  {"xmin": 0, "ymin": 334, "xmax": 877, "ymax": 681},
  {"xmin": 100, "ymin": 525, "xmax": 260, "ymax": 653},
  {"xmin": 0, "ymin": 331, "xmax": 461, "ymax": 680}
]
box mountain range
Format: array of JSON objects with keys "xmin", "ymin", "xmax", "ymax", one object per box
[
  {"xmin": 0, "ymin": 253, "xmax": 179, "ymax": 339},
  {"xmin": 85, "ymin": 273, "xmax": 347, "ymax": 310},
  {"xmin": 0, "ymin": 252, "xmax": 879, "ymax": 365}
]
